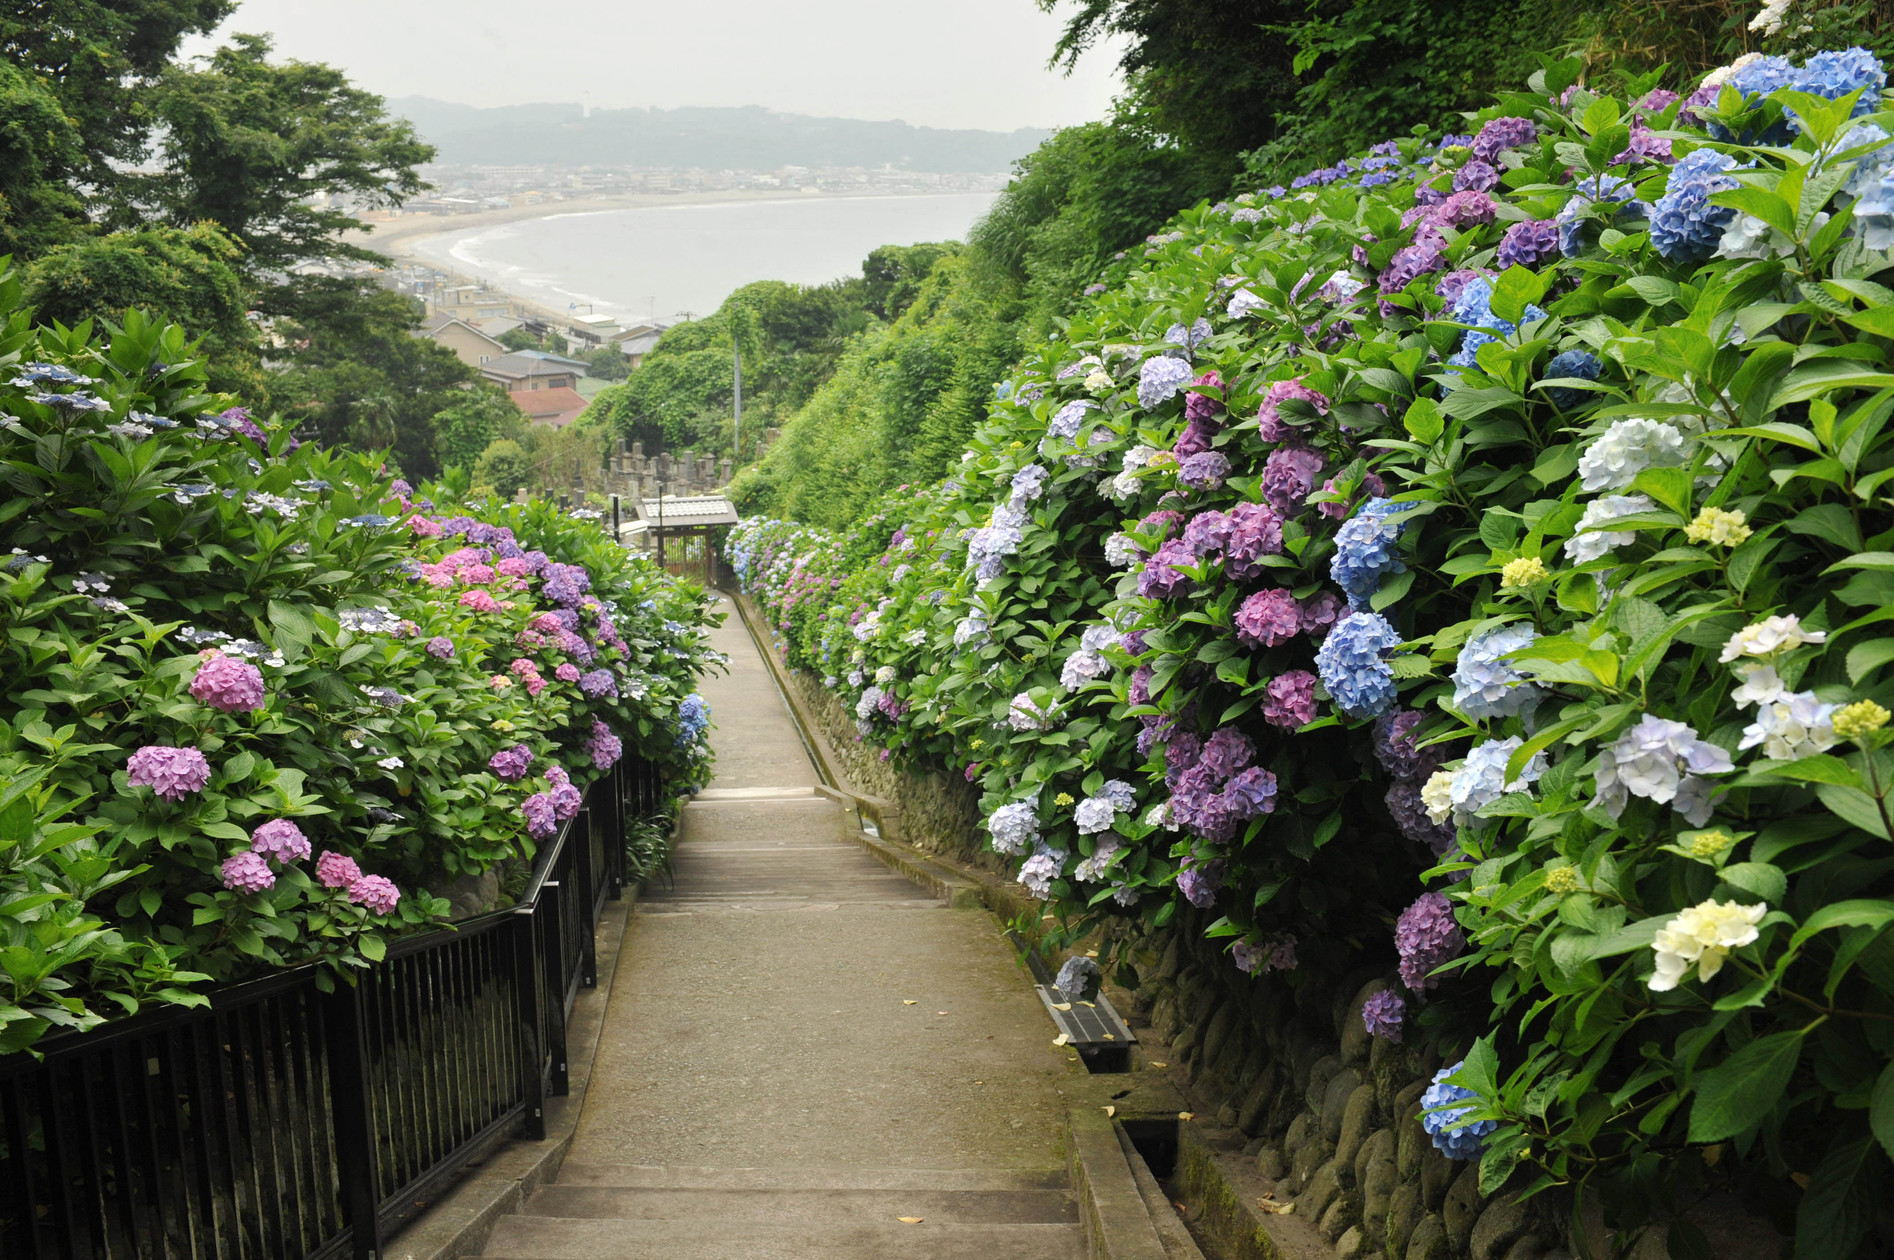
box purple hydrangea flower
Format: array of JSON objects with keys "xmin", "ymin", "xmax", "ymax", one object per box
[
  {"xmin": 1178, "ymin": 451, "xmax": 1230, "ymax": 490},
  {"xmin": 1261, "ymin": 446, "xmax": 1325, "ymax": 516},
  {"xmin": 1184, "ymin": 370, "xmax": 1225, "ymax": 423},
  {"xmin": 1386, "ymin": 780, "xmax": 1460, "ymax": 855},
  {"xmin": 1173, "ymin": 416, "xmax": 1219, "ymax": 459},
  {"xmin": 1361, "ymin": 989, "xmax": 1407, "ymax": 1042},
  {"xmin": 1256, "ymin": 379, "xmax": 1330, "ymax": 443},
  {"xmin": 1315, "ymin": 611, "xmax": 1403, "ymax": 718},
  {"xmin": 222, "ymin": 851, "xmax": 276, "ymax": 893},
  {"xmin": 1396, "ymin": 891, "xmax": 1465, "ymax": 990},
  {"xmin": 1199, "ymin": 728, "xmax": 1255, "ymax": 778},
  {"xmin": 348, "ymin": 875, "xmax": 401, "ymax": 915},
  {"xmin": 587, "ymin": 718, "xmax": 623, "ymax": 770},
  {"xmin": 1225, "ymin": 503, "xmax": 1286, "ymax": 578},
  {"xmin": 1373, "ymin": 710, "xmax": 1442, "ymax": 781},
  {"xmin": 1432, "ymin": 191, "xmax": 1498, "ymax": 229},
  {"xmin": 1235, "ymin": 590, "xmax": 1301, "ymax": 651},
  {"xmin": 250, "ymin": 819, "xmax": 311, "ymax": 864},
  {"xmin": 1223, "ymin": 766, "xmax": 1278, "ymax": 817},
  {"xmin": 1262, "ymin": 671, "xmax": 1317, "ymax": 728},
  {"xmin": 1176, "ymin": 856, "xmax": 1224, "ymax": 908},
  {"xmin": 523, "ymin": 793, "xmax": 559, "ymax": 840},
  {"xmin": 549, "ymin": 780, "xmax": 583, "ymax": 821},
  {"xmin": 489, "ymin": 744, "xmax": 535, "ymax": 782},
  {"xmin": 425, "ymin": 636, "xmax": 455, "ymax": 659},
  {"xmin": 1470, "ymin": 116, "xmax": 1538, "ymax": 163},
  {"xmin": 190, "ymin": 655, "xmax": 266, "ymax": 712},
  {"xmin": 1183, "ymin": 510, "xmax": 1234, "ymax": 559},
  {"xmin": 1138, "ymin": 539, "xmax": 1198, "ymax": 599},
  {"xmin": 1299, "ymin": 590, "xmax": 1346, "ymax": 638},
  {"xmin": 578, "ymin": 669, "xmax": 619, "ymax": 699},
  {"xmin": 1495, "ymin": 219, "xmax": 1560, "ymax": 270},
  {"xmin": 127, "ymin": 745, "xmax": 212, "ymax": 800},
  {"xmin": 1453, "ymin": 160, "xmax": 1499, "ymax": 192}
]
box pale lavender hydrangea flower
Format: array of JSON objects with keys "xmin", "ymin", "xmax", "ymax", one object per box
[
  {"xmin": 1137, "ymin": 356, "xmax": 1194, "ymax": 409},
  {"xmin": 988, "ymin": 802, "xmax": 1040, "ymax": 856},
  {"xmin": 1594, "ymin": 714, "xmax": 1734, "ymax": 824},
  {"xmin": 222, "ymin": 852, "xmax": 276, "ymax": 893},
  {"xmin": 1451, "ymin": 624, "xmax": 1542, "ymax": 721},
  {"xmin": 190, "ymin": 655, "xmax": 266, "ymax": 712},
  {"xmin": 250, "ymin": 819, "xmax": 311, "ymax": 863}
]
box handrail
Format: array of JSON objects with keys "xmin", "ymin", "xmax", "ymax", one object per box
[{"xmin": 0, "ymin": 756, "xmax": 663, "ymax": 1260}]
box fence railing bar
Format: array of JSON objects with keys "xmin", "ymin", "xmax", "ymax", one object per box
[
  {"xmin": 132, "ymin": 1038, "xmax": 172, "ymax": 1260},
  {"xmin": 510, "ymin": 907, "xmax": 545, "ymax": 1142},
  {"xmin": 323, "ymin": 984, "xmax": 381, "ymax": 1260},
  {"xmin": 102, "ymin": 1047, "xmax": 145, "ymax": 1255}
]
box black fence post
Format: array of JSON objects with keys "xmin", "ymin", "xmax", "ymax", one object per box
[
  {"xmin": 323, "ymin": 982, "xmax": 383, "ymax": 1260},
  {"xmin": 575, "ymin": 810, "xmax": 599, "ymax": 989},
  {"xmin": 540, "ymin": 881, "xmax": 571, "ymax": 1098},
  {"xmin": 511, "ymin": 909, "xmax": 547, "ymax": 1141}
]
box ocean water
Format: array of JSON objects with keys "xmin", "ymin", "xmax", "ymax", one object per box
[{"xmin": 406, "ymin": 192, "xmax": 998, "ymax": 323}]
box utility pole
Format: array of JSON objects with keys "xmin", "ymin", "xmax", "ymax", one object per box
[{"xmin": 733, "ymin": 329, "xmax": 742, "ymax": 463}]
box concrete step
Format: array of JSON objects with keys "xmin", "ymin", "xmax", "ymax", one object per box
[
  {"xmin": 519, "ymin": 1185, "xmax": 1078, "ymax": 1224},
  {"xmin": 550, "ymin": 1163, "xmax": 1067, "ymax": 1191},
  {"xmin": 480, "ymin": 1216, "xmax": 1086, "ymax": 1259}
]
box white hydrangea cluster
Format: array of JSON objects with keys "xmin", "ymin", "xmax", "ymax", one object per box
[
  {"xmin": 902, "ymin": 629, "xmax": 926, "ymax": 646},
  {"xmin": 852, "ymin": 611, "xmax": 882, "ymax": 642},
  {"xmin": 1450, "ymin": 624, "xmax": 1543, "ymax": 721},
  {"xmin": 953, "ymin": 615, "xmax": 988, "ymax": 647},
  {"xmin": 1564, "ymin": 494, "xmax": 1656, "ymax": 563},
  {"xmin": 1577, "ymin": 418, "xmax": 1688, "ymax": 492},
  {"xmin": 1017, "ymin": 851, "xmax": 1065, "ymax": 900},
  {"xmin": 1106, "ymin": 446, "xmax": 1157, "ymax": 500},
  {"xmin": 1227, "ymin": 288, "xmax": 1265, "ymax": 318},
  {"xmin": 1008, "ymin": 692, "xmax": 1054, "ymax": 731},
  {"xmin": 1721, "ymin": 613, "xmax": 1825, "ymax": 662},
  {"xmin": 1075, "ymin": 779, "xmax": 1137, "ymax": 834},
  {"xmin": 1448, "ymin": 737, "xmax": 1548, "ymax": 825},
  {"xmin": 1072, "ymin": 838, "xmax": 1122, "ymax": 882},
  {"xmin": 855, "ymin": 686, "xmax": 884, "ymax": 720},
  {"xmin": 1010, "ymin": 463, "xmax": 1050, "ymax": 505},
  {"xmin": 874, "ymin": 665, "xmax": 897, "ymax": 685},
  {"xmin": 987, "ymin": 801, "xmax": 1040, "ymax": 855},
  {"xmin": 1593, "ymin": 714, "xmax": 1734, "ymax": 825},
  {"xmin": 1420, "ymin": 768, "xmax": 1457, "ymax": 825},
  {"xmin": 1146, "ymin": 800, "xmax": 1179, "ymax": 830},
  {"xmin": 965, "ymin": 502, "xmax": 1027, "ymax": 581},
  {"xmin": 1104, "ymin": 533, "xmax": 1139, "ymax": 567},
  {"xmin": 1740, "ymin": 692, "xmax": 1839, "ymax": 760},
  {"xmin": 1648, "ymin": 898, "xmax": 1766, "ymax": 991}
]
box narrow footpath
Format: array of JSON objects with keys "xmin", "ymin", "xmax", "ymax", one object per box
[{"xmin": 478, "ymin": 593, "xmax": 1083, "ymax": 1259}]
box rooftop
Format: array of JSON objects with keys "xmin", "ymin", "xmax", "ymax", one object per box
[{"xmin": 634, "ymin": 495, "xmax": 738, "ymax": 527}]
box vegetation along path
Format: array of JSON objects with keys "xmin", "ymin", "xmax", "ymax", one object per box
[{"xmin": 477, "ymin": 594, "xmax": 1082, "ymax": 1259}]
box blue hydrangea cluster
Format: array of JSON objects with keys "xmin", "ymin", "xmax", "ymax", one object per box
[
  {"xmin": 1718, "ymin": 49, "xmax": 1884, "ymax": 139},
  {"xmin": 675, "ymin": 694, "xmax": 710, "ymax": 747},
  {"xmin": 1543, "ymin": 349, "xmax": 1603, "ymax": 409},
  {"xmin": 1556, "ymin": 175, "xmax": 1645, "ymax": 258},
  {"xmin": 1451, "ymin": 623, "xmax": 1542, "ymax": 721},
  {"xmin": 1844, "ymin": 123, "xmax": 1894, "ymax": 250},
  {"xmin": 1315, "ymin": 611, "xmax": 1404, "ymax": 719},
  {"xmin": 1446, "ymin": 277, "xmax": 1548, "ymax": 370},
  {"xmin": 1420, "ymin": 1062, "xmax": 1497, "ymax": 1160},
  {"xmin": 1330, "ymin": 498, "xmax": 1412, "ymax": 608},
  {"xmin": 1650, "ymin": 148, "xmax": 1741, "ymax": 260}
]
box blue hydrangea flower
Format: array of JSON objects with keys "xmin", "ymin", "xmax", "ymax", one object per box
[
  {"xmin": 1543, "ymin": 350, "xmax": 1603, "ymax": 409},
  {"xmin": 1138, "ymin": 356, "xmax": 1194, "ymax": 410},
  {"xmin": 1446, "ymin": 278, "xmax": 1548, "ymax": 370},
  {"xmin": 1557, "ymin": 175, "xmax": 1645, "ymax": 258},
  {"xmin": 1451, "ymin": 624, "xmax": 1542, "ymax": 721},
  {"xmin": 1315, "ymin": 611, "xmax": 1404, "ymax": 719},
  {"xmin": 1844, "ymin": 123, "xmax": 1894, "ymax": 249},
  {"xmin": 1650, "ymin": 149, "xmax": 1741, "ymax": 261},
  {"xmin": 1331, "ymin": 498, "xmax": 1413, "ymax": 608},
  {"xmin": 1421, "ymin": 1062, "xmax": 1497, "ymax": 1160}
]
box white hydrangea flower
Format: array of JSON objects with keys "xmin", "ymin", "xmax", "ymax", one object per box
[
  {"xmin": 1449, "ymin": 737, "xmax": 1548, "ymax": 825},
  {"xmin": 1104, "ymin": 533, "xmax": 1140, "ymax": 567},
  {"xmin": 953, "ymin": 615, "xmax": 988, "ymax": 647},
  {"xmin": 855, "ymin": 686, "xmax": 885, "ymax": 720},
  {"xmin": 1730, "ymin": 662, "xmax": 1785, "ymax": 708},
  {"xmin": 1074, "ymin": 797, "xmax": 1118, "ymax": 834},
  {"xmin": 1081, "ymin": 625, "xmax": 1122, "ymax": 653},
  {"xmin": 846, "ymin": 668, "xmax": 865, "ymax": 687},
  {"xmin": 1450, "ymin": 624, "xmax": 1543, "ymax": 721},
  {"xmin": 1739, "ymin": 691, "xmax": 1839, "ymax": 760},
  {"xmin": 1060, "ymin": 649, "xmax": 1111, "ymax": 690},
  {"xmin": 852, "ymin": 612, "xmax": 882, "ymax": 642},
  {"xmin": 1008, "ymin": 692, "xmax": 1054, "ymax": 731},
  {"xmin": 1010, "ymin": 463, "xmax": 1050, "ymax": 506},
  {"xmin": 987, "ymin": 801, "xmax": 1040, "ymax": 855},
  {"xmin": 1017, "ymin": 851, "xmax": 1064, "ymax": 899},
  {"xmin": 1564, "ymin": 494, "xmax": 1656, "ymax": 564},
  {"xmin": 903, "ymin": 629, "xmax": 926, "ymax": 646},
  {"xmin": 1146, "ymin": 800, "xmax": 1179, "ymax": 830},
  {"xmin": 1593, "ymin": 714, "xmax": 1734, "ymax": 825},
  {"xmin": 1649, "ymin": 898, "xmax": 1766, "ymax": 991},
  {"xmin": 1073, "ymin": 839, "xmax": 1122, "ymax": 883},
  {"xmin": 1420, "ymin": 769, "xmax": 1457, "ymax": 825},
  {"xmin": 1227, "ymin": 288, "xmax": 1265, "ymax": 318},
  {"xmin": 875, "ymin": 665, "xmax": 897, "ymax": 685},
  {"xmin": 1577, "ymin": 418, "xmax": 1688, "ymax": 492},
  {"xmin": 1748, "ymin": 0, "xmax": 1790, "ymax": 34},
  {"xmin": 1099, "ymin": 779, "xmax": 1136, "ymax": 811},
  {"xmin": 1720, "ymin": 614, "xmax": 1825, "ymax": 663}
]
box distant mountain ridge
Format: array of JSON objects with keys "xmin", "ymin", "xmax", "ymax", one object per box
[{"xmin": 389, "ymin": 98, "xmax": 1051, "ymax": 173}]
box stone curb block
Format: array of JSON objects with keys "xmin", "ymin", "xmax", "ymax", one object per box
[{"xmin": 1068, "ymin": 1105, "xmax": 1173, "ymax": 1260}]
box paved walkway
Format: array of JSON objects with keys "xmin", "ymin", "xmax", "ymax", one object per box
[{"xmin": 479, "ymin": 595, "xmax": 1080, "ymax": 1259}]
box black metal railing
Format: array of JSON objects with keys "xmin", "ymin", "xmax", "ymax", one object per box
[{"xmin": 0, "ymin": 756, "xmax": 667, "ymax": 1260}]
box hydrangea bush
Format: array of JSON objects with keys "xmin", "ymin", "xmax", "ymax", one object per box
[
  {"xmin": 0, "ymin": 281, "xmax": 722, "ymax": 1053},
  {"xmin": 730, "ymin": 46, "xmax": 1894, "ymax": 1251}
]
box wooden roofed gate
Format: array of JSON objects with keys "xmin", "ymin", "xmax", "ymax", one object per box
[{"xmin": 623, "ymin": 494, "xmax": 737, "ymax": 585}]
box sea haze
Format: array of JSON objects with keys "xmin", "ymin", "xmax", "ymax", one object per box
[{"xmin": 406, "ymin": 192, "xmax": 998, "ymax": 323}]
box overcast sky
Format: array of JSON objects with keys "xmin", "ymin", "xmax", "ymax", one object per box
[{"xmin": 180, "ymin": 0, "xmax": 1124, "ymax": 132}]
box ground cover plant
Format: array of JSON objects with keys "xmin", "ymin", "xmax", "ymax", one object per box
[
  {"xmin": 732, "ymin": 45, "xmax": 1894, "ymax": 1254},
  {"xmin": 0, "ymin": 273, "xmax": 721, "ymax": 1055}
]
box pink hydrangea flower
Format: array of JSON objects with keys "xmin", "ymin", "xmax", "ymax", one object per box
[
  {"xmin": 526, "ymin": 676, "xmax": 546, "ymax": 697},
  {"xmin": 1236, "ymin": 589, "xmax": 1302, "ymax": 649},
  {"xmin": 555, "ymin": 663, "xmax": 580, "ymax": 682},
  {"xmin": 516, "ymin": 629, "xmax": 545, "ymax": 649},
  {"xmin": 1262, "ymin": 671, "xmax": 1318, "ymax": 729},
  {"xmin": 316, "ymin": 851, "xmax": 363, "ymax": 888},
  {"xmin": 348, "ymin": 875, "xmax": 401, "ymax": 915},
  {"xmin": 496, "ymin": 557, "xmax": 532, "ymax": 577},
  {"xmin": 250, "ymin": 819, "xmax": 311, "ymax": 863},
  {"xmin": 189, "ymin": 655, "xmax": 266, "ymax": 712},
  {"xmin": 408, "ymin": 515, "xmax": 443, "ymax": 537},
  {"xmin": 510, "ymin": 657, "xmax": 540, "ymax": 678},
  {"xmin": 127, "ymin": 745, "xmax": 212, "ymax": 800},
  {"xmin": 459, "ymin": 590, "xmax": 499, "ymax": 612},
  {"xmin": 460, "ymin": 564, "xmax": 496, "ymax": 586},
  {"xmin": 222, "ymin": 851, "xmax": 276, "ymax": 893}
]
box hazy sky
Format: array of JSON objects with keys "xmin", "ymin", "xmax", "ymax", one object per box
[{"xmin": 180, "ymin": 0, "xmax": 1124, "ymax": 132}]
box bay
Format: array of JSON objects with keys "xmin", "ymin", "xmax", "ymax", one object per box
[{"xmin": 406, "ymin": 192, "xmax": 998, "ymax": 325}]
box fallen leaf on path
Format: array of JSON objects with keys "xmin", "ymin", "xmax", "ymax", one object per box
[
  {"xmin": 1085, "ymin": 949, "xmax": 1099, "ymax": 958},
  {"xmin": 1148, "ymin": 1061, "xmax": 1168, "ymax": 1068},
  {"xmin": 974, "ymin": 1080, "xmax": 984, "ymax": 1085},
  {"xmin": 897, "ymin": 1217, "xmax": 924, "ymax": 1224},
  {"xmin": 1052, "ymin": 1002, "xmax": 1072, "ymax": 1011},
  {"xmin": 1178, "ymin": 1111, "xmax": 1194, "ymax": 1121},
  {"xmin": 937, "ymin": 1011, "xmax": 948, "ymax": 1015},
  {"xmin": 1052, "ymin": 1033, "xmax": 1070, "ymax": 1046},
  {"xmin": 1257, "ymin": 1197, "xmax": 1295, "ymax": 1215},
  {"xmin": 1103, "ymin": 1105, "xmax": 1116, "ymax": 1117},
  {"xmin": 1103, "ymin": 1033, "xmax": 1115, "ymax": 1040},
  {"xmin": 902, "ymin": 1000, "xmax": 917, "ymax": 1005}
]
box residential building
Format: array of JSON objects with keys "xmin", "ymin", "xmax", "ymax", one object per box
[
  {"xmin": 418, "ymin": 313, "xmax": 507, "ymax": 369},
  {"xmin": 480, "ymin": 350, "xmax": 589, "ymax": 392},
  {"xmin": 509, "ymin": 386, "xmax": 590, "ymax": 428}
]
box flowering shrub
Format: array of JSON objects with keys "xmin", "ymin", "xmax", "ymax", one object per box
[
  {"xmin": 0, "ymin": 285, "xmax": 721, "ymax": 1054},
  {"xmin": 728, "ymin": 44, "xmax": 1894, "ymax": 1251}
]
